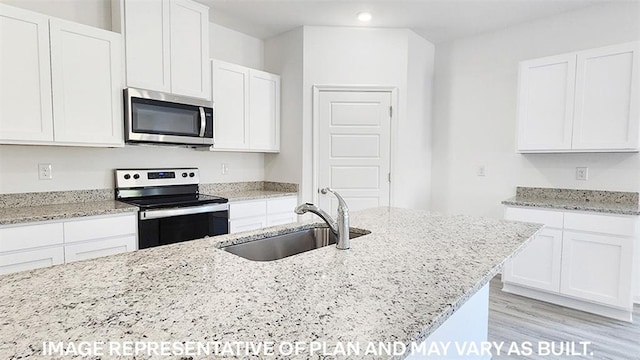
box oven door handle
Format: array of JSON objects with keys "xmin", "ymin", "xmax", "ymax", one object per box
[{"xmin": 139, "ymin": 203, "xmax": 229, "ymax": 220}]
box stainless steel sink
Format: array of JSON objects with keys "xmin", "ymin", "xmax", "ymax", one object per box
[{"xmin": 221, "ymin": 227, "xmax": 369, "ymax": 261}]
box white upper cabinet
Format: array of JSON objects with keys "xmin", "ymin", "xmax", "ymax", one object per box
[
  {"xmin": 116, "ymin": 0, "xmax": 210, "ymax": 100},
  {"xmin": 49, "ymin": 19, "xmax": 123, "ymax": 146},
  {"xmin": 169, "ymin": 0, "xmax": 209, "ymax": 99},
  {"xmin": 121, "ymin": 0, "xmax": 171, "ymax": 93},
  {"xmin": 517, "ymin": 54, "xmax": 576, "ymax": 151},
  {"xmin": 0, "ymin": 4, "xmax": 123, "ymax": 147},
  {"xmin": 517, "ymin": 42, "xmax": 639, "ymax": 153},
  {"xmin": 0, "ymin": 5, "xmax": 54, "ymax": 142},
  {"xmin": 249, "ymin": 69, "xmax": 280, "ymax": 151},
  {"xmin": 572, "ymin": 43, "xmax": 639, "ymax": 150},
  {"xmin": 210, "ymin": 60, "xmax": 281, "ymax": 153},
  {"xmin": 211, "ymin": 61, "xmax": 250, "ymax": 149}
]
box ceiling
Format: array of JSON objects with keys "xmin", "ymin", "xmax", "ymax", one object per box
[{"xmin": 195, "ymin": 0, "xmax": 612, "ymax": 43}]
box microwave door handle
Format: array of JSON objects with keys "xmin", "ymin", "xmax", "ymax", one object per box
[{"xmin": 199, "ymin": 106, "xmax": 206, "ymax": 137}]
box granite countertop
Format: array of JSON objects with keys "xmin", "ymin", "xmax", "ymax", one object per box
[
  {"xmin": 199, "ymin": 181, "xmax": 298, "ymax": 201},
  {"xmin": 0, "ymin": 207, "xmax": 541, "ymax": 359},
  {"xmin": 215, "ymin": 189, "xmax": 298, "ymax": 201},
  {"xmin": 0, "ymin": 201, "xmax": 139, "ymax": 225},
  {"xmin": 502, "ymin": 187, "xmax": 640, "ymax": 216}
]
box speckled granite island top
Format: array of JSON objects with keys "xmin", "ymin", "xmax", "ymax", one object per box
[
  {"xmin": 502, "ymin": 187, "xmax": 640, "ymax": 215},
  {"xmin": 0, "ymin": 207, "xmax": 541, "ymax": 359}
]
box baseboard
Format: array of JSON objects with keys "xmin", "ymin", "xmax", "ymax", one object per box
[{"xmin": 502, "ymin": 282, "xmax": 632, "ymax": 322}]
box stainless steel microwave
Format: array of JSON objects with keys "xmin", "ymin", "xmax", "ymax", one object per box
[{"xmin": 124, "ymin": 88, "xmax": 214, "ymax": 147}]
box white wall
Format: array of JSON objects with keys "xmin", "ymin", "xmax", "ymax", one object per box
[
  {"xmin": 431, "ymin": 2, "xmax": 640, "ymax": 218},
  {"xmin": 402, "ymin": 31, "xmax": 435, "ymax": 209},
  {"xmin": 210, "ymin": 22, "xmax": 264, "ymax": 69},
  {"xmin": 264, "ymin": 28, "xmax": 304, "ymax": 187},
  {"xmin": 0, "ymin": 0, "xmax": 267, "ymax": 194},
  {"xmin": 263, "ymin": 26, "xmax": 434, "ymax": 208},
  {"xmin": 0, "ymin": 146, "xmax": 263, "ymax": 193},
  {"xmin": 0, "ymin": 0, "xmax": 111, "ymax": 30},
  {"xmin": 303, "ymin": 27, "xmax": 434, "ymax": 209}
]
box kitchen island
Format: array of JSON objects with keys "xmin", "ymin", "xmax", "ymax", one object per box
[{"xmin": 0, "ymin": 207, "xmax": 540, "ymax": 359}]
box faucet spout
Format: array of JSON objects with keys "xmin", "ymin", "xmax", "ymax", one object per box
[
  {"xmin": 294, "ymin": 188, "xmax": 351, "ymax": 250},
  {"xmin": 294, "ymin": 203, "xmax": 338, "ymax": 235}
]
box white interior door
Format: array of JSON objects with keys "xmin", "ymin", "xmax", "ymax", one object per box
[{"xmin": 317, "ymin": 90, "xmax": 392, "ymax": 214}]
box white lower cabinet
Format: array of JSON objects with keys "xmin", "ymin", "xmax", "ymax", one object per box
[
  {"xmin": 229, "ymin": 217, "xmax": 267, "ymax": 234},
  {"xmin": 229, "ymin": 196, "xmax": 297, "ymax": 234},
  {"xmin": 503, "ymin": 206, "xmax": 638, "ymax": 321},
  {"xmin": 0, "ymin": 222, "xmax": 64, "ymax": 274},
  {"xmin": 0, "ymin": 213, "xmax": 137, "ymax": 275},
  {"xmin": 503, "ymin": 228, "xmax": 562, "ymax": 292},
  {"xmin": 560, "ymin": 230, "xmax": 633, "ymax": 308},
  {"xmin": 64, "ymin": 235, "xmax": 137, "ymax": 263}
]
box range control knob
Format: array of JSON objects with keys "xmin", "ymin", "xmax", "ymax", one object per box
[
  {"xmin": 133, "ymin": 174, "xmax": 140, "ymax": 180},
  {"xmin": 189, "ymin": 172, "xmax": 195, "ymax": 177},
  {"xmin": 124, "ymin": 174, "xmax": 131, "ymax": 180},
  {"xmin": 182, "ymin": 172, "xmax": 188, "ymax": 178}
]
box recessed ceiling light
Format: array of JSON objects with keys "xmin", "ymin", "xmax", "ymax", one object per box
[{"xmin": 357, "ymin": 12, "xmax": 372, "ymax": 22}]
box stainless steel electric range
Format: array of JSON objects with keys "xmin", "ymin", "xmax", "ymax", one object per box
[{"xmin": 115, "ymin": 168, "xmax": 228, "ymax": 249}]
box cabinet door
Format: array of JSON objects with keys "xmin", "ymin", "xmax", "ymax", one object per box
[
  {"xmin": 49, "ymin": 19, "xmax": 123, "ymax": 146},
  {"xmin": 503, "ymin": 228, "xmax": 563, "ymax": 292},
  {"xmin": 169, "ymin": 0, "xmax": 210, "ymax": 99},
  {"xmin": 560, "ymin": 231, "xmax": 634, "ymax": 308},
  {"xmin": 122, "ymin": 0, "xmax": 171, "ymax": 92},
  {"xmin": 572, "ymin": 42, "xmax": 639, "ymax": 151},
  {"xmin": 0, "ymin": 247, "xmax": 64, "ymax": 275},
  {"xmin": 0, "ymin": 5, "xmax": 54, "ymax": 142},
  {"xmin": 212, "ymin": 60, "xmax": 250, "ymax": 149},
  {"xmin": 249, "ymin": 69, "xmax": 280, "ymax": 151},
  {"xmin": 64, "ymin": 235, "xmax": 137, "ymax": 263},
  {"xmin": 517, "ymin": 54, "xmax": 576, "ymax": 152}
]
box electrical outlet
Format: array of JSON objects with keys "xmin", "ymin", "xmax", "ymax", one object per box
[
  {"xmin": 576, "ymin": 167, "xmax": 588, "ymax": 181},
  {"xmin": 477, "ymin": 165, "xmax": 486, "ymax": 177},
  {"xmin": 221, "ymin": 163, "xmax": 229, "ymax": 175},
  {"xmin": 38, "ymin": 163, "xmax": 52, "ymax": 180}
]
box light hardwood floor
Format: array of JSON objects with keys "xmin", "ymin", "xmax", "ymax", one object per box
[{"xmin": 488, "ymin": 276, "xmax": 640, "ymax": 360}]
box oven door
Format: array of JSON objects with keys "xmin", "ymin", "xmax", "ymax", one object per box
[
  {"xmin": 137, "ymin": 204, "xmax": 229, "ymax": 249},
  {"xmin": 124, "ymin": 88, "xmax": 213, "ymax": 146}
]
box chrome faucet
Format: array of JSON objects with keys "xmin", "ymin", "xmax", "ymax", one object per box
[{"xmin": 295, "ymin": 187, "xmax": 350, "ymax": 250}]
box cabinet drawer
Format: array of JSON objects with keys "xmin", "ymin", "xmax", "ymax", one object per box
[
  {"xmin": 229, "ymin": 217, "xmax": 266, "ymax": 234},
  {"xmin": 504, "ymin": 207, "xmax": 563, "ymax": 228},
  {"xmin": 267, "ymin": 212, "xmax": 297, "ymax": 227},
  {"xmin": 229, "ymin": 200, "xmax": 267, "ymax": 219},
  {"xmin": 0, "ymin": 222, "xmax": 64, "ymax": 252},
  {"xmin": 64, "ymin": 214, "xmax": 136, "ymax": 243},
  {"xmin": 267, "ymin": 196, "xmax": 297, "ymax": 214},
  {"xmin": 0, "ymin": 246, "xmax": 64, "ymax": 275},
  {"xmin": 564, "ymin": 212, "xmax": 639, "ymax": 237},
  {"xmin": 64, "ymin": 235, "xmax": 137, "ymax": 263}
]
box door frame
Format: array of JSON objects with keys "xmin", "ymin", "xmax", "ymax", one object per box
[{"xmin": 311, "ymin": 85, "xmax": 399, "ymax": 206}]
